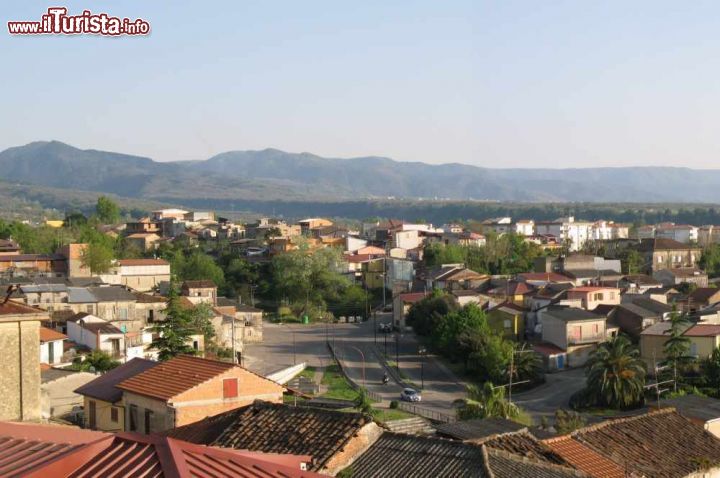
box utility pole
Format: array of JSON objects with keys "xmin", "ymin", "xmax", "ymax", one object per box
[
  {"xmin": 373, "ymin": 310, "xmax": 377, "ymax": 344},
  {"xmin": 231, "ymin": 314, "xmax": 237, "ymax": 364},
  {"xmin": 395, "ymin": 333, "xmax": 400, "ymax": 373}
]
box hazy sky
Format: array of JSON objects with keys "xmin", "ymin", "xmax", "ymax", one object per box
[{"xmin": 3, "ymin": 1, "xmax": 720, "ymax": 168}]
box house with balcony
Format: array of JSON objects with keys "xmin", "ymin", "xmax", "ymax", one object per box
[
  {"xmin": 566, "ymin": 286, "xmax": 621, "ymax": 311},
  {"xmin": 637, "ymin": 238, "xmax": 702, "ymax": 274},
  {"xmin": 540, "ymin": 306, "xmax": 608, "ymax": 368}
]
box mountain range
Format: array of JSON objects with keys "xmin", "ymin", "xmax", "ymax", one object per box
[{"xmin": 2, "ymin": 140, "xmax": 720, "ymax": 205}]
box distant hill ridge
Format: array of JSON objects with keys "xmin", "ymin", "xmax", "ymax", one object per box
[{"xmin": 2, "ymin": 140, "xmax": 720, "ymax": 202}]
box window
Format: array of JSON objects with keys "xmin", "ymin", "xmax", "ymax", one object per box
[
  {"xmin": 569, "ymin": 326, "xmax": 582, "ymax": 341},
  {"xmin": 658, "ymin": 256, "xmax": 664, "ymax": 263},
  {"xmin": 503, "ymin": 319, "xmax": 511, "ymax": 329},
  {"xmin": 144, "ymin": 409, "xmax": 153, "ymax": 434},
  {"xmin": 110, "ymin": 407, "xmax": 119, "ymax": 423},
  {"xmin": 223, "ymin": 378, "xmax": 239, "ymax": 399},
  {"xmin": 48, "ymin": 341, "xmax": 55, "ymax": 364},
  {"xmin": 86, "ymin": 305, "xmax": 93, "ymax": 313},
  {"xmin": 129, "ymin": 405, "xmax": 138, "ymax": 431},
  {"xmin": 118, "ymin": 308, "xmax": 128, "ymax": 320}
]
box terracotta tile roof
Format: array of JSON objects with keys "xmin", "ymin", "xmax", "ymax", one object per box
[
  {"xmin": 346, "ymin": 432, "xmax": 582, "ymax": 478},
  {"xmin": 0, "ymin": 300, "xmax": 47, "ymax": 317},
  {"xmin": 133, "ymin": 292, "xmax": 168, "ymax": 303},
  {"xmin": 435, "ymin": 418, "xmax": 524, "ymax": 441},
  {"xmin": 118, "ymin": 258, "xmax": 170, "ymax": 266},
  {"xmin": 483, "ymin": 447, "xmax": 588, "ymax": 478},
  {"xmin": 75, "ymin": 358, "xmax": 159, "ymax": 403},
  {"xmin": 398, "ymin": 292, "xmax": 427, "ymax": 303},
  {"xmin": 182, "ymin": 280, "xmax": 216, "ymax": 289},
  {"xmin": 543, "ymin": 436, "xmax": 625, "ymax": 478},
  {"xmin": 531, "ymin": 342, "xmax": 567, "ymax": 356},
  {"xmin": 117, "ymin": 355, "xmax": 235, "ymax": 401},
  {"xmin": 683, "ymin": 324, "xmax": 720, "ymax": 337},
  {"xmin": 689, "ymin": 287, "xmax": 720, "ymax": 303},
  {"xmin": 474, "ymin": 430, "xmax": 567, "ymax": 465},
  {"xmin": 39, "ymin": 326, "xmax": 67, "ymax": 342},
  {"xmin": 348, "ymin": 432, "xmax": 489, "ymax": 477},
  {"xmin": 571, "ymin": 408, "xmax": 720, "ymax": 478},
  {"xmin": 0, "ymin": 423, "xmax": 322, "ymax": 478},
  {"xmin": 637, "ymin": 238, "xmax": 699, "ymax": 251},
  {"xmin": 166, "ymin": 400, "xmax": 372, "ymax": 471}
]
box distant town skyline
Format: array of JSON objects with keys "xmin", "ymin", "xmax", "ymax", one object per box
[{"xmin": 4, "ymin": 1, "xmax": 720, "ymax": 168}]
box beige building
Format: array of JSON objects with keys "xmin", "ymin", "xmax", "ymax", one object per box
[
  {"xmin": 566, "ymin": 286, "xmax": 621, "ymax": 311},
  {"xmin": 540, "ymin": 306, "xmax": 607, "ymax": 367},
  {"xmin": 0, "ymin": 301, "xmax": 48, "ymax": 421},
  {"xmin": 117, "ymin": 355, "xmax": 284, "ymax": 433},
  {"xmin": 75, "ymin": 358, "xmax": 158, "ymax": 432},
  {"xmin": 637, "ymin": 238, "xmax": 702, "ymax": 273},
  {"xmin": 117, "ymin": 258, "xmax": 171, "ymax": 292}
]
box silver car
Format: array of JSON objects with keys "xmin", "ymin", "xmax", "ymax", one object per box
[{"xmin": 400, "ymin": 388, "xmax": 421, "ymax": 402}]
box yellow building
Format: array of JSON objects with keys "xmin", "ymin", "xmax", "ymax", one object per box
[{"xmin": 74, "ymin": 358, "xmax": 158, "ymax": 431}]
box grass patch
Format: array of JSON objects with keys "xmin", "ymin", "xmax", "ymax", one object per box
[
  {"xmin": 296, "ymin": 366, "xmax": 316, "ymax": 381},
  {"xmin": 320, "ymin": 364, "xmax": 359, "ymax": 401},
  {"xmin": 371, "ymin": 408, "xmax": 415, "ymax": 422}
]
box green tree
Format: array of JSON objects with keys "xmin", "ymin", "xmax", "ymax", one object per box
[
  {"xmin": 621, "ymin": 249, "xmax": 645, "ymax": 275},
  {"xmin": 703, "ymin": 347, "xmax": 720, "ymax": 394},
  {"xmin": 554, "ymin": 409, "xmax": 586, "ymax": 434},
  {"xmin": 73, "ymin": 350, "xmax": 120, "ymax": 372},
  {"xmin": 512, "ymin": 344, "xmax": 544, "ymax": 384},
  {"xmin": 151, "ymin": 284, "xmax": 210, "ymax": 361},
  {"xmin": 700, "ymin": 245, "xmax": 720, "ymax": 278},
  {"xmin": 456, "ymin": 382, "xmax": 520, "ymax": 420},
  {"xmin": 177, "ymin": 251, "xmax": 225, "ymax": 287},
  {"xmin": 663, "ymin": 307, "xmax": 692, "ymax": 389},
  {"xmin": 80, "ymin": 241, "xmax": 114, "ymax": 274},
  {"xmin": 584, "ymin": 335, "xmax": 646, "ymax": 409},
  {"xmin": 95, "ymin": 196, "xmax": 121, "ymax": 224}
]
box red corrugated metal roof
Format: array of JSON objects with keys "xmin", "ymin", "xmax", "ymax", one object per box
[
  {"xmin": 117, "ymin": 355, "xmax": 236, "ymax": 401},
  {"xmin": 0, "ymin": 423, "xmax": 322, "ymax": 478}
]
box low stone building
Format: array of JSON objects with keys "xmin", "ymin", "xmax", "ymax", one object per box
[{"xmin": 0, "ymin": 300, "xmax": 47, "ymax": 421}]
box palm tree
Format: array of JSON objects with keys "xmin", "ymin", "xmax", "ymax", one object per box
[
  {"xmin": 585, "ymin": 334, "xmax": 646, "ymax": 409},
  {"xmin": 511, "ymin": 343, "xmax": 543, "ymax": 384},
  {"xmin": 456, "ymin": 382, "xmax": 520, "ymax": 420}
]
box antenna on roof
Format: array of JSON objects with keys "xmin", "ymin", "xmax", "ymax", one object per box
[{"xmin": 3, "ymin": 285, "xmax": 15, "ymax": 305}]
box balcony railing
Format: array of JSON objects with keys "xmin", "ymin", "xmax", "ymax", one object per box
[{"xmin": 567, "ymin": 334, "xmax": 605, "ymax": 345}]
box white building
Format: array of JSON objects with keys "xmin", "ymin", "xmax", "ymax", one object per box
[
  {"xmin": 655, "ymin": 224, "xmax": 698, "ymax": 244},
  {"xmin": 40, "ymin": 327, "xmax": 67, "ymax": 365},
  {"xmin": 514, "ymin": 220, "xmax": 535, "ymax": 236},
  {"xmin": 66, "ymin": 314, "xmax": 125, "ymax": 359}
]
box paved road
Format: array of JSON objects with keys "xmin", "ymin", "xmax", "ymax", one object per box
[
  {"xmin": 244, "ymin": 315, "xmax": 467, "ymax": 415},
  {"xmin": 512, "ymin": 368, "xmax": 586, "ymax": 419}
]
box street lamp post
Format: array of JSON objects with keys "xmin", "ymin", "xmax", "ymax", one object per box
[
  {"xmin": 395, "ymin": 333, "xmax": 400, "ymax": 373},
  {"xmin": 292, "ymin": 328, "xmax": 296, "ymax": 365},
  {"xmin": 384, "ymin": 331, "xmax": 387, "ymax": 356},
  {"xmin": 418, "ymin": 347, "xmax": 427, "ymax": 390},
  {"xmin": 373, "ymin": 310, "xmax": 377, "ymax": 344}
]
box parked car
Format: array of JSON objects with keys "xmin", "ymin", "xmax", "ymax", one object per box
[
  {"xmin": 245, "ymin": 247, "xmax": 266, "ymax": 256},
  {"xmin": 400, "ymin": 388, "xmax": 421, "ymax": 402},
  {"xmin": 378, "ymin": 323, "xmax": 392, "ymax": 333}
]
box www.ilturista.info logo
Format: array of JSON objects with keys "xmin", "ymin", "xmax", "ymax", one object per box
[{"xmin": 8, "ymin": 7, "xmax": 150, "ymax": 36}]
